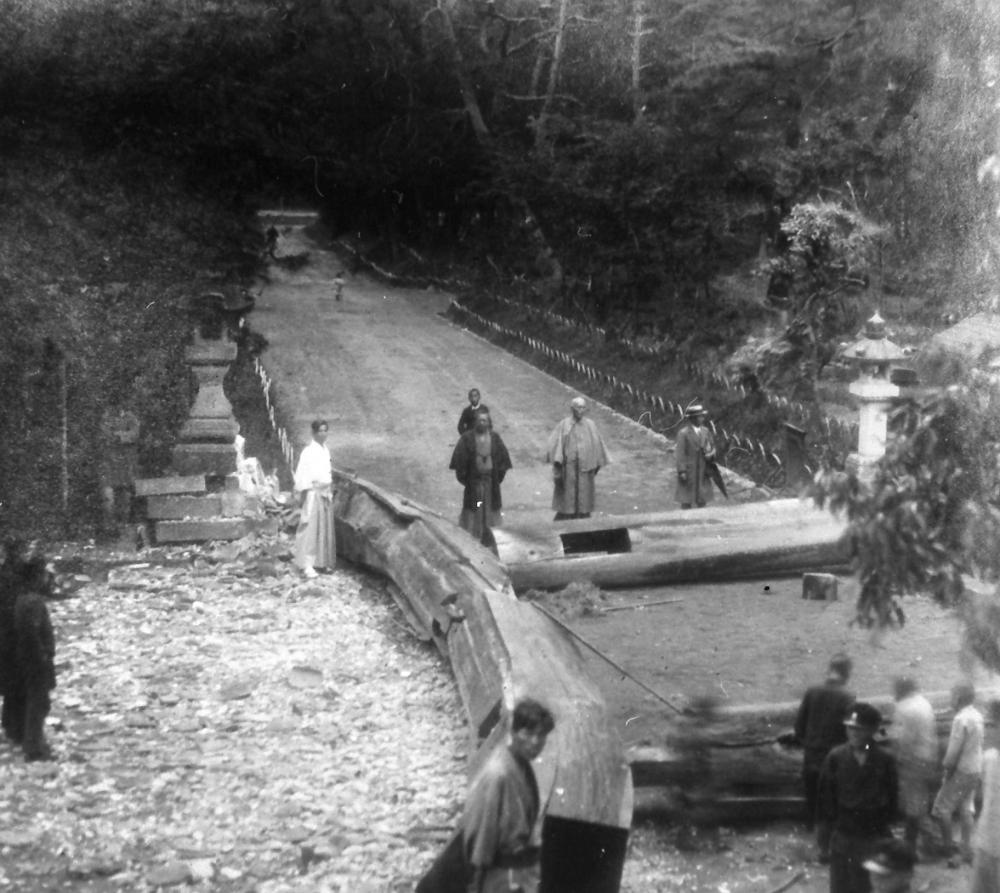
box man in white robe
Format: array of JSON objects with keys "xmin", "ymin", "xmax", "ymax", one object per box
[{"xmin": 293, "ymin": 419, "xmax": 335, "ymax": 578}]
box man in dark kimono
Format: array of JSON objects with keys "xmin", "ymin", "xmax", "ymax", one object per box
[
  {"xmin": 546, "ymin": 397, "xmax": 610, "ymax": 520},
  {"xmin": 449, "ymin": 409, "xmax": 512, "ymax": 553},
  {"xmin": 457, "ymin": 389, "xmax": 489, "ymax": 435},
  {"xmin": 7, "ymin": 555, "xmax": 57, "ymax": 761},
  {"xmin": 416, "ymin": 699, "xmax": 555, "ymax": 893},
  {"xmin": 818, "ymin": 702, "xmax": 898, "ymax": 893},
  {"xmin": 796, "ymin": 653, "xmax": 856, "ymax": 862}
]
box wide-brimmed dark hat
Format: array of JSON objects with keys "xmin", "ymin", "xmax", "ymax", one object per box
[{"xmin": 844, "ymin": 702, "xmax": 882, "ymax": 730}]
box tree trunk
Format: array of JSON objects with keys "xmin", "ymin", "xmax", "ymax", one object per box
[
  {"xmin": 432, "ymin": 0, "xmax": 563, "ymax": 292},
  {"xmin": 534, "ymin": 0, "xmax": 570, "ymax": 150},
  {"xmin": 631, "ymin": 0, "xmax": 647, "ymax": 121}
]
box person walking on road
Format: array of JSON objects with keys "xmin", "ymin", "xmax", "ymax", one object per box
[
  {"xmin": 970, "ymin": 699, "xmax": 1000, "ymax": 893},
  {"xmin": 795, "ymin": 653, "xmax": 856, "ymax": 862},
  {"xmin": 818, "ymin": 702, "xmax": 898, "ymax": 893},
  {"xmin": 293, "ymin": 419, "xmax": 336, "ymax": 579},
  {"xmin": 674, "ymin": 404, "xmax": 717, "ymax": 508},
  {"xmin": 546, "ymin": 396, "xmax": 610, "ymax": 521},
  {"xmin": 931, "ymin": 682, "xmax": 984, "ymax": 867},
  {"xmin": 458, "ymin": 388, "xmax": 489, "ymax": 436},
  {"xmin": 449, "ymin": 408, "xmax": 512, "ymax": 554},
  {"xmin": 889, "ymin": 676, "xmax": 939, "ymax": 852}
]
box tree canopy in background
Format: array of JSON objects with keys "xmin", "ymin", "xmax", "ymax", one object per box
[{"xmin": 2, "ymin": 0, "xmax": 997, "ymax": 339}]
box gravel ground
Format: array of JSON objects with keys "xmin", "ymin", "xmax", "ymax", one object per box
[{"xmin": 0, "ymin": 545, "xmax": 468, "ymax": 892}]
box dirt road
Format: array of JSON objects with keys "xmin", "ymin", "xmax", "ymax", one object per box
[{"xmin": 253, "ymin": 224, "xmax": 722, "ymax": 528}]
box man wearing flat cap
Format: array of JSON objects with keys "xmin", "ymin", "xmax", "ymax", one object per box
[
  {"xmin": 546, "ymin": 397, "xmax": 610, "ymax": 520},
  {"xmin": 674, "ymin": 403, "xmax": 717, "ymax": 508},
  {"xmin": 818, "ymin": 702, "xmax": 898, "ymax": 893}
]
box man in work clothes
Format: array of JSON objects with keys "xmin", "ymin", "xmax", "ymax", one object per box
[
  {"xmin": 818, "ymin": 702, "xmax": 898, "ymax": 893},
  {"xmin": 674, "ymin": 404, "xmax": 716, "ymax": 508},
  {"xmin": 889, "ymin": 676, "xmax": 938, "ymax": 852},
  {"xmin": 931, "ymin": 681, "xmax": 984, "ymax": 866},
  {"xmin": 546, "ymin": 396, "xmax": 610, "ymax": 520},
  {"xmin": 795, "ymin": 653, "xmax": 856, "ymax": 861}
]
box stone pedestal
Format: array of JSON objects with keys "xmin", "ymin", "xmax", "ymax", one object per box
[{"xmin": 847, "ymin": 375, "xmax": 899, "ymax": 483}]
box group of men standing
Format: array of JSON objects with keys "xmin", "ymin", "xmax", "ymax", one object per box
[
  {"xmin": 795, "ymin": 654, "xmax": 1000, "ymax": 892},
  {"xmin": 448, "ymin": 389, "xmax": 725, "ymax": 550}
]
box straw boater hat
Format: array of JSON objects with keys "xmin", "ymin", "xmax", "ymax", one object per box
[
  {"xmin": 685, "ymin": 404, "xmax": 706, "ymax": 418},
  {"xmin": 862, "ymin": 839, "xmax": 916, "ymax": 876}
]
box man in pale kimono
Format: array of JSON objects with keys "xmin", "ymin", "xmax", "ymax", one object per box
[
  {"xmin": 293, "ymin": 419, "xmax": 335, "ymax": 578},
  {"xmin": 546, "ymin": 397, "xmax": 610, "ymax": 520},
  {"xmin": 674, "ymin": 404, "xmax": 716, "ymax": 509}
]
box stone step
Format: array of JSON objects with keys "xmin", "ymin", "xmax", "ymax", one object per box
[
  {"xmin": 145, "ymin": 492, "xmax": 260, "ymax": 520},
  {"xmin": 179, "ymin": 417, "xmax": 240, "ymax": 442},
  {"xmin": 154, "ymin": 516, "xmax": 279, "ymax": 544},
  {"xmin": 134, "ymin": 475, "xmax": 207, "ymax": 498},
  {"xmin": 172, "ymin": 443, "xmax": 237, "ymax": 478}
]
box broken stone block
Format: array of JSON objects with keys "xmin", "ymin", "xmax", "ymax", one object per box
[{"xmin": 802, "ymin": 572, "xmax": 838, "ymax": 601}]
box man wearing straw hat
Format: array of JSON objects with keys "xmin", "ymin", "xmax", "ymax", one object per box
[
  {"xmin": 546, "ymin": 397, "xmax": 610, "ymax": 520},
  {"xmin": 674, "ymin": 403, "xmax": 717, "ymax": 508}
]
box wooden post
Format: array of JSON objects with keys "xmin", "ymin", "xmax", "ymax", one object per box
[{"xmin": 60, "ymin": 356, "xmax": 69, "ymax": 530}]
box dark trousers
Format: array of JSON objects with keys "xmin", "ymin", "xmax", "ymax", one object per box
[
  {"xmin": 829, "ymin": 833, "xmax": 874, "ymax": 893},
  {"xmin": 2, "ymin": 683, "xmax": 50, "ymax": 758},
  {"xmin": 804, "ymin": 765, "xmax": 833, "ymax": 855}
]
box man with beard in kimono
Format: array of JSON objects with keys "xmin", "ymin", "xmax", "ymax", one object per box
[
  {"xmin": 546, "ymin": 397, "xmax": 610, "ymax": 520},
  {"xmin": 449, "ymin": 408, "xmax": 512, "ymax": 554},
  {"xmin": 416, "ymin": 699, "xmax": 555, "ymax": 893}
]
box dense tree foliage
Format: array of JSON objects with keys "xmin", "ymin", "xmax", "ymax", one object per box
[
  {"xmin": 811, "ymin": 379, "xmax": 1000, "ymax": 671},
  {"xmin": 2, "ymin": 0, "xmax": 1000, "ymax": 538}
]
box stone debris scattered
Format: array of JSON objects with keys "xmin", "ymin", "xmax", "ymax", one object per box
[{"xmin": 0, "ymin": 541, "xmax": 467, "ymax": 892}]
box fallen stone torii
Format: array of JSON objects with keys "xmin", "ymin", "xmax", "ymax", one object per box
[{"xmin": 330, "ymin": 470, "xmax": 633, "ymax": 893}]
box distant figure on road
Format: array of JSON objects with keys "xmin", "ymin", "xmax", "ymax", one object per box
[
  {"xmin": 795, "ymin": 653, "xmax": 855, "ymax": 862},
  {"xmin": 458, "ymin": 388, "xmax": 489, "ymax": 435},
  {"xmin": 449, "ymin": 408, "xmax": 512, "ymax": 554},
  {"xmin": 293, "ymin": 419, "xmax": 336, "ymax": 579},
  {"xmin": 674, "ymin": 404, "xmax": 717, "ymax": 508},
  {"xmin": 546, "ymin": 396, "xmax": 610, "ymax": 521},
  {"xmin": 931, "ymin": 682, "xmax": 983, "ymax": 867},
  {"xmin": 415, "ymin": 698, "xmax": 555, "ymax": 893},
  {"xmin": 818, "ymin": 702, "xmax": 898, "ymax": 893},
  {"xmin": 889, "ymin": 677, "xmax": 938, "ymax": 852},
  {"xmin": 264, "ymin": 225, "xmax": 278, "ymax": 258},
  {"xmin": 970, "ymin": 699, "xmax": 1000, "ymax": 893}
]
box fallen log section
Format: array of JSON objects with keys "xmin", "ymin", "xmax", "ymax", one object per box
[
  {"xmin": 331, "ymin": 470, "xmax": 632, "ymax": 893},
  {"xmin": 502, "ymin": 499, "xmax": 850, "ymax": 591}
]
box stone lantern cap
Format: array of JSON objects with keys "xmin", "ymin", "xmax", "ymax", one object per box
[{"xmin": 842, "ymin": 311, "xmax": 906, "ymax": 371}]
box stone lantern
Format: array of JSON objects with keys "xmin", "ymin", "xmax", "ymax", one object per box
[{"xmin": 843, "ymin": 311, "xmax": 906, "ymax": 481}]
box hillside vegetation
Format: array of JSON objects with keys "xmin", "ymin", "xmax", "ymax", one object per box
[{"xmin": 1, "ymin": 0, "xmax": 998, "ymax": 537}]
